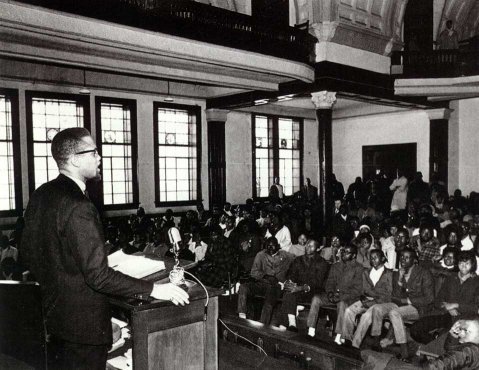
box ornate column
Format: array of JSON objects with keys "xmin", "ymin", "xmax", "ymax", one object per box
[
  {"xmin": 311, "ymin": 91, "xmax": 336, "ymax": 231},
  {"xmin": 206, "ymin": 109, "xmax": 229, "ymax": 208}
]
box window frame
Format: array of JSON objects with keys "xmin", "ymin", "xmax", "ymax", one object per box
[
  {"xmin": 0, "ymin": 88, "xmax": 22, "ymax": 217},
  {"xmin": 251, "ymin": 113, "xmax": 304, "ymax": 200},
  {"xmin": 25, "ymin": 91, "xmax": 91, "ymax": 195},
  {"xmin": 95, "ymin": 96, "xmax": 139, "ymax": 211},
  {"xmin": 153, "ymin": 102, "xmax": 202, "ymax": 207}
]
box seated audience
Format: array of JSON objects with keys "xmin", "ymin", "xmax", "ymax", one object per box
[
  {"xmin": 320, "ymin": 234, "xmax": 342, "ymax": 263},
  {"xmin": 280, "ymin": 240, "xmax": 329, "ymax": 332},
  {"xmin": 410, "ymin": 251, "xmax": 479, "ymax": 344},
  {"xmin": 363, "ymin": 319, "xmax": 479, "ymax": 369},
  {"xmin": 288, "ymin": 233, "xmax": 307, "ymax": 257},
  {"xmin": 410, "ymin": 224, "xmax": 441, "ymax": 267},
  {"xmin": 194, "ymin": 225, "xmax": 236, "ymax": 288},
  {"xmin": 439, "ymin": 224, "xmax": 463, "ymax": 255},
  {"xmin": 379, "ymin": 248, "xmax": 435, "ymax": 359},
  {"xmin": 340, "ymin": 249, "xmax": 392, "ymax": 346},
  {"xmin": 223, "ymin": 202, "xmax": 233, "ymax": 217},
  {"xmin": 430, "ymin": 246, "xmax": 459, "ymax": 295},
  {"xmin": 237, "ymin": 237, "xmax": 294, "ymax": 325},
  {"xmin": 159, "ymin": 209, "xmax": 176, "ymax": 230},
  {"xmin": 223, "ymin": 215, "xmax": 237, "ymax": 239},
  {"xmin": 265, "ymin": 213, "xmax": 292, "ymax": 252},
  {"xmin": 333, "ymin": 204, "xmax": 354, "ymax": 242},
  {"xmin": 381, "ymin": 221, "xmax": 399, "ymax": 270},
  {"xmin": 460, "ymin": 221, "xmax": 474, "ymax": 251},
  {"xmin": 1, "ymin": 257, "xmax": 24, "ymax": 280},
  {"xmin": 236, "ymin": 221, "xmax": 262, "ymax": 276},
  {"xmin": 187, "ymin": 230, "xmax": 208, "ymax": 262},
  {"xmin": 0, "ymin": 235, "xmax": 17, "ymax": 262},
  {"xmin": 393, "ymin": 228, "xmax": 411, "ymax": 269},
  {"xmin": 356, "ymin": 233, "xmax": 374, "ymax": 269},
  {"xmin": 307, "ymin": 244, "xmax": 363, "ymax": 338}
]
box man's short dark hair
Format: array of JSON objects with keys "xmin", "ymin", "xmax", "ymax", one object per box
[
  {"xmin": 400, "ymin": 247, "xmax": 418, "ymax": 260},
  {"xmin": 357, "ymin": 232, "xmax": 373, "ymax": 245},
  {"xmin": 458, "ymin": 251, "xmax": 477, "ymax": 272},
  {"xmin": 345, "ymin": 243, "xmax": 358, "ymax": 256},
  {"xmin": 51, "ymin": 127, "xmax": 91, "ymax": 167},
  {"xmin": 265, "ymin": 236, "xmax": 279, "ymax": 247}
]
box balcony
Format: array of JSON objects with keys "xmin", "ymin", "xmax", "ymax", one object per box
[
  {"xmin": 14, "ymin": 0, "xmax": 315, "ymax": 64},
  {"xmin": 391, "ymin": 50, "xmax": 479, "ymax": 78},
  {"xmin": 392, "ymin": 48, "xmax": 479, "ymax": 101}
]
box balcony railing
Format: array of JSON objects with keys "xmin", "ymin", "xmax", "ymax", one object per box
[
  {"xmin": 391, "ymin": 50, "xmax": 479, "ymax": 78},
  {"xmin": 15, "ymin": 0, "xmax": 316, "ymax": 64}
]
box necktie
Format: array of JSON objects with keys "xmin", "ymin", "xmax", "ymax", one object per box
[{"xmin": 84, "ymin": 189, "xmax": 90, "ymax": 200}]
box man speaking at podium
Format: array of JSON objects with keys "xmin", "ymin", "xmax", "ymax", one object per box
[{"xmin": 21, "ymin": 128, "xmax": 189, "ymax": 370}]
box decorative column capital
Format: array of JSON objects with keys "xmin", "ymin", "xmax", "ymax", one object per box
[
  {"xmin": 426, "ymin": 108, "xmax": 453, "ymax": 120},
  {"xmin": 311, "ymin": 91, "xmax": 337, "ymax": 109},
  {"xmin": 206, "ymin": 108, "xmax": 229, "ymax": 122}
]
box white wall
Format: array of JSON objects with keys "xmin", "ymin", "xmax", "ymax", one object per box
[
  {"xmin": 225, "ymin": 111, "xmax": 253, "ymax": 204},
  {"xmin": 303, "ymin": 118, "xmax": 320, "ymax": 186},
  {"xmin": 332, "ymin": 110, "xmax": 431, "ymax": 188},
  {"xmin": 449, "ymin": 97, "xmax": 479, "ymax": 195}
]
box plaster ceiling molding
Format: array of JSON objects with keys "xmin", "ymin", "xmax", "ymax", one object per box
[
  {"xmin": 306, "ymin": 0, "xmax": 337, "ymax": 24},
  {"xmin": 459, "ymin": 1, "xmax": 479, "ymax": 39},
  {"xmin": 310, "ymin": 21, "xmax": 339, "ymax": 41},
  {"xmin": 437, "ymin": 0, "xmax": 477, "ymax": 41},
  {"xmin": 209, "ymin": 0, "xmax": 238, "ymax": 12},
  {"xmin": 388, "ymin": 0, "xmax": 408, "ymax": 43},
  {"xmin": 330, "ymin": 22, "xmax": 391, "ymax": 54},
  {"xmin": 337, "ymin": 0, "xmax": 384, "ymax": 34},
  {"xmin": 292, "ymin": 0, "xmax": 310, "ymax": 25}
]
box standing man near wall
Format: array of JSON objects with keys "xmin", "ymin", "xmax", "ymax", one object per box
[{"xmin": 21, "ymin": 128, "xmax": 189, "ymax": 370}]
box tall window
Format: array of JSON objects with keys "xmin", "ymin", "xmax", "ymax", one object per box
[
  {"xmin": 0, "ymin": 89, "xmax": 21, "ymax": 216},
  {"xmin": 96, "ymin": 98, "xmax": 138, "ymax": 210},
  {"xmin": 153, "ymin": 103, "xmax": 201, "ymax": 206},
  {"xmin": 26, "ymin": 92, "xmax": 90, "ymax": 193},
  {"xmin": 252, "ymin": 114, "xmax": 303, "ymax": 198}
]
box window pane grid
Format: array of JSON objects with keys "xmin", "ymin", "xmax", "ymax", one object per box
[
  {"xmin": 0, "ymin": 95, "xmax": 15, "ymax": 211},
  {"xmin": 100, "ymin": 103, "xmax": 134, "ymax": 206},
  {"xmin": 254, "ymin": 115, "xmax": 302, "ymax": 197},
  {"xmin": 157, "ymin": 107, "xmax": 197, "ymax": 203},
  {"xmin": 31, "ymin": 97, "xmax": 84, "ymax": 189}
]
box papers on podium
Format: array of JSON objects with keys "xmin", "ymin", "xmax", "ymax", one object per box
[{"xmin": 108, "ymin": 250, "xmax": 165, "ymax": 279}]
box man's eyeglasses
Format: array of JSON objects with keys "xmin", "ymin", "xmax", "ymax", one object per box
[{"xmin": 75, "ymin": 148, "xmax": 98, "ymax": 156}]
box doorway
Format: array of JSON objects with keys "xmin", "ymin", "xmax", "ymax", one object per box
[{"xmin": 362, "ymin": 143, "xmax": 417, "ymax": 182}]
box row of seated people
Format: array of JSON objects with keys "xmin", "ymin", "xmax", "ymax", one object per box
[{"xmin": 235, "ymin": 232, "xmax": 479, "ymax": 362}]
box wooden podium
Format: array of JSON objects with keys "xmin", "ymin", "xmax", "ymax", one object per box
[{"xmin": 109, "ymin": 260, "xmax": 222, "ymax": 370}]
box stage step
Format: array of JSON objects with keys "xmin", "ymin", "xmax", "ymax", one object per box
[{"xmin": 219, "ymin": 314, "xmax": 363, "ymax": 370}]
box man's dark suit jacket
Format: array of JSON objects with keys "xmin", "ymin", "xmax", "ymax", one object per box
[
  {"xmin": 362, "ymin": 267, "xmax": 393, "ymax": 305},
  {"xmin": 21, "ymin": 174, "xmax": 153, "ymax": 345},
  {"xmin": 392, "ymin": 264, "xmax": 434, "ymax": 317}
]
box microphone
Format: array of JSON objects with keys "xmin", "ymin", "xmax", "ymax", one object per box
[
  {"xmin": 168, "ymin": 227, "xmax": 182, "ymax": 244},
  {"xmin": 168, "ymin": 227, "xmax": 185, "ymax": 286}
]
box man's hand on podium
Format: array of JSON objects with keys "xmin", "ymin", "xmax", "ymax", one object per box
[{"xmin": 151, "ymin": 282, "xmax": 190, "ymax": 306}]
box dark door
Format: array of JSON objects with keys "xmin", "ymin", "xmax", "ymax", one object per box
[{"xmin": 362, "ymin": 143, "xmax": 417, "ymax": 182}]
